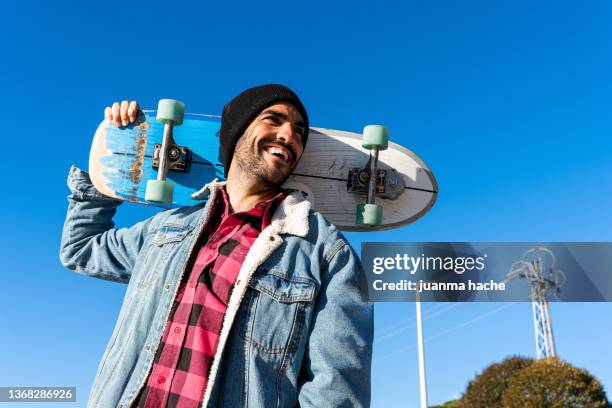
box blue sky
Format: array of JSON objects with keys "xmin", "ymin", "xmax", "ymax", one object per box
[{"xmin": 0, "ymin": 0, "xmax": 610, "ymax": 406}]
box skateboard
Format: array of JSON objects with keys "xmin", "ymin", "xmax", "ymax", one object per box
[{"xmin": 89, "ymin": 99, "xmax": 437, "ymax": 231}]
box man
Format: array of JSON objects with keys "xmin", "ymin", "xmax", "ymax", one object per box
[{"xmin": 60, "ymin": 84, "xmax": 373, "ymax": 407}]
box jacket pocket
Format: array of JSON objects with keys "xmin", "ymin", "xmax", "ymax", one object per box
[
  {"xmin": 149, "ymin": 222, "xmax": 195, "ymax": 246},
  {"xmin": 241, "ymin": 270, "xmax": 316, "ymax": 354},
  {"xmin": 137, "ymin": 222, "xmax": 195, "ymax": 289}
]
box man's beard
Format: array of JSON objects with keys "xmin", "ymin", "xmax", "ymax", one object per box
[{"xmin": 233, "ymin": 137, "xmax": 292, "ymax": 189}]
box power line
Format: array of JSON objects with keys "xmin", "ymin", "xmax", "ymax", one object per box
[
  {"xmin": 375, "ymin": 303, "xmax": 461, "ymax": 344},
  {"xmin": 375, "ymin": 303, "xmax": 518, "ymax": 362}
]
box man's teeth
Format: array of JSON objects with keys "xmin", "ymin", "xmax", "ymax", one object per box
[{"xmin": 267, "ymin": 146, "xmax": 288, "ymax": 161}]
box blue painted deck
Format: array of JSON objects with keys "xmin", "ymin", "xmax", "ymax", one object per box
[{"xmin": 100, "ymin": 112, "xmax": 224, "ymax": 208}]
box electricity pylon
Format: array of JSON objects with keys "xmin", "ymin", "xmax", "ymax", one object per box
[{"xmin": 505, "ymin": 247, "xmax": 565, "ymax": 359}]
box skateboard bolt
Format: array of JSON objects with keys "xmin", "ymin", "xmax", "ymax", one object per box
[
  {"xmin": 169, "ymin": 147, "xmax": 180, "ymax": 160},
  {"xmin": 358, "ymin": 170, "xmax": 370, "ymax": 184}
]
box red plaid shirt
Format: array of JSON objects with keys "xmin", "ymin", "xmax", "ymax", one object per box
[{"xmin": 134, "ymin": 186, "xmax": 286, "ymax": 408}]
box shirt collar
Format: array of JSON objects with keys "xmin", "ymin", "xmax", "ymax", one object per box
[{"xmin": 215, "ymin": 186, "xmax": 287, "ymax": 230}]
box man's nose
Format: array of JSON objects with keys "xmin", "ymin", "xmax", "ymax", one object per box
[{"xmin": 276, "ymin": 121, "xmax": 298, "ymax": 144}]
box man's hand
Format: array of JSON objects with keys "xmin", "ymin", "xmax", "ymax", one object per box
[{"xmin": 104, "ymin": 100, "xmax": 140, "ymax": 127}]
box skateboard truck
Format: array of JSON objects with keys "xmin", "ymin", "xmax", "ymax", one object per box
[
  {"xmin": 152, "ymin": 144, "xmax": 192, "ymax": 173},
  {"xmin": 347, "ymin": 167, "xmax": 404, "ymax": 199},
  {"xmin": 355, "ymin": 125, "xmax": 389, "ymax": 227},
  {"xmin": 145, "ymin": 99, "xmax": 185, "ymax": 204}
]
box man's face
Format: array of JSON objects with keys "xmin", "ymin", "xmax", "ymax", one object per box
[{"xmin": 231, "ymin": 102, "xmax": 306, "ymax": 188}]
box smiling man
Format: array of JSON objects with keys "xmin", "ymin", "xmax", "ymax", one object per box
[{"xmin": 60, "ymin": 84, "xmax": 373, "ymax": 408}]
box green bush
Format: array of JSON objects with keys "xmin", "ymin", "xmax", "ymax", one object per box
[
  {"xmin": 501, "ymin": 357, "xmax": 609, "ymax": 408},
  {"xmin": 461, "ymin": 356, "xmax": 534, "ymax": 407}
]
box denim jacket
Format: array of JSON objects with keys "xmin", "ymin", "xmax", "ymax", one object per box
[{"xmin": 59, "ymin": 166, "xmax": 373, "ymax": 408}]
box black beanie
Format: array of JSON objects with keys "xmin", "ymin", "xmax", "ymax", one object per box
[{"xmin": 219, "ymin": 84, "xmax": 309, "ymax": 177}]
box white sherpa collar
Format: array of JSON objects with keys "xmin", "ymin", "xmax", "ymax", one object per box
[{"xmin": 191, "ymin": 180, "xmax": 311, "ymax": 237}]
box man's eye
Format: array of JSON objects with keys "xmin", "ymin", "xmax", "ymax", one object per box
[{"xmin": 265, "ymin": 116, "xmax": 280, "ymax": 124}]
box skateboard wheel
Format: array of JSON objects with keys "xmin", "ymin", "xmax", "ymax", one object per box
[
  {"xmin": 157, "ymin": 99, "xmax": 185, "ymax": 126},
  {"xmin": 145, "ymin": 180, "xmax": 174, "ymax": 204},
  {"xmin": 356, "ymin": 203, "xmax": 383, "ymax": 227},
  {"xmin": 362, "ymin": 125, "xmax": 389, "ymax": 150}
]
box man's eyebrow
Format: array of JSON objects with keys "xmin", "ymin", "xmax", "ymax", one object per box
[{"xmin": 261, "ymin": 109, "xmax": 306, "ymax": 128}]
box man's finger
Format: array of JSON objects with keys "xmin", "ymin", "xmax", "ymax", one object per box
[
  {"xmin": 120, "ymin": 100, "xmax": 129, "ymax": 126},
  {"xmin": 128, "ymin": 101, "xmax": 139, "ymax": 122},
  {"xmin": 111, "ymin": 102, "xmax": 121, "ymax": 126},
  {"xmin": 104, "ymin": 107, "xmax": 112, "ymax": 121}
]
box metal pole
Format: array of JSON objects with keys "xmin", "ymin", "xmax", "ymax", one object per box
[
  {"xmin": 544, "ymin": 300, "xmax": 556, "ymax": 357},
  {"xmin": 531, "ymin": 300, "xmax": 542, "ymax": 359},
  {"xmin": 157, "ymin": 122, "xmax": 175, "ymax": 181},
  {"xmin": 367, "ymin": 149, "xmax": 379, "ymax": 204},
  {"xmin": 416, "ymin": 283, "xmax": 428, "ymax": 408}
]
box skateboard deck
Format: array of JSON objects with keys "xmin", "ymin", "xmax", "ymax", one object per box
[{"xmin": 90, "ymin": 110, "xmax": 437, "ymax": 231}]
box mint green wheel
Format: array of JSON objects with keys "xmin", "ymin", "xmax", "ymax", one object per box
[
  {"xmin": 356, "ymin": 203, "xmax": 383, "ymax": 227},
  {"xmin": 145, "ymin": 180, "xmax": 174, "ymax": 204},
  {"xmin": 156, "ymin": 99, "xmax": 185, "ymax": 125},
  {"xmin": 362, "ymin": 125, "xmax": 389, "ymax": 150}
]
